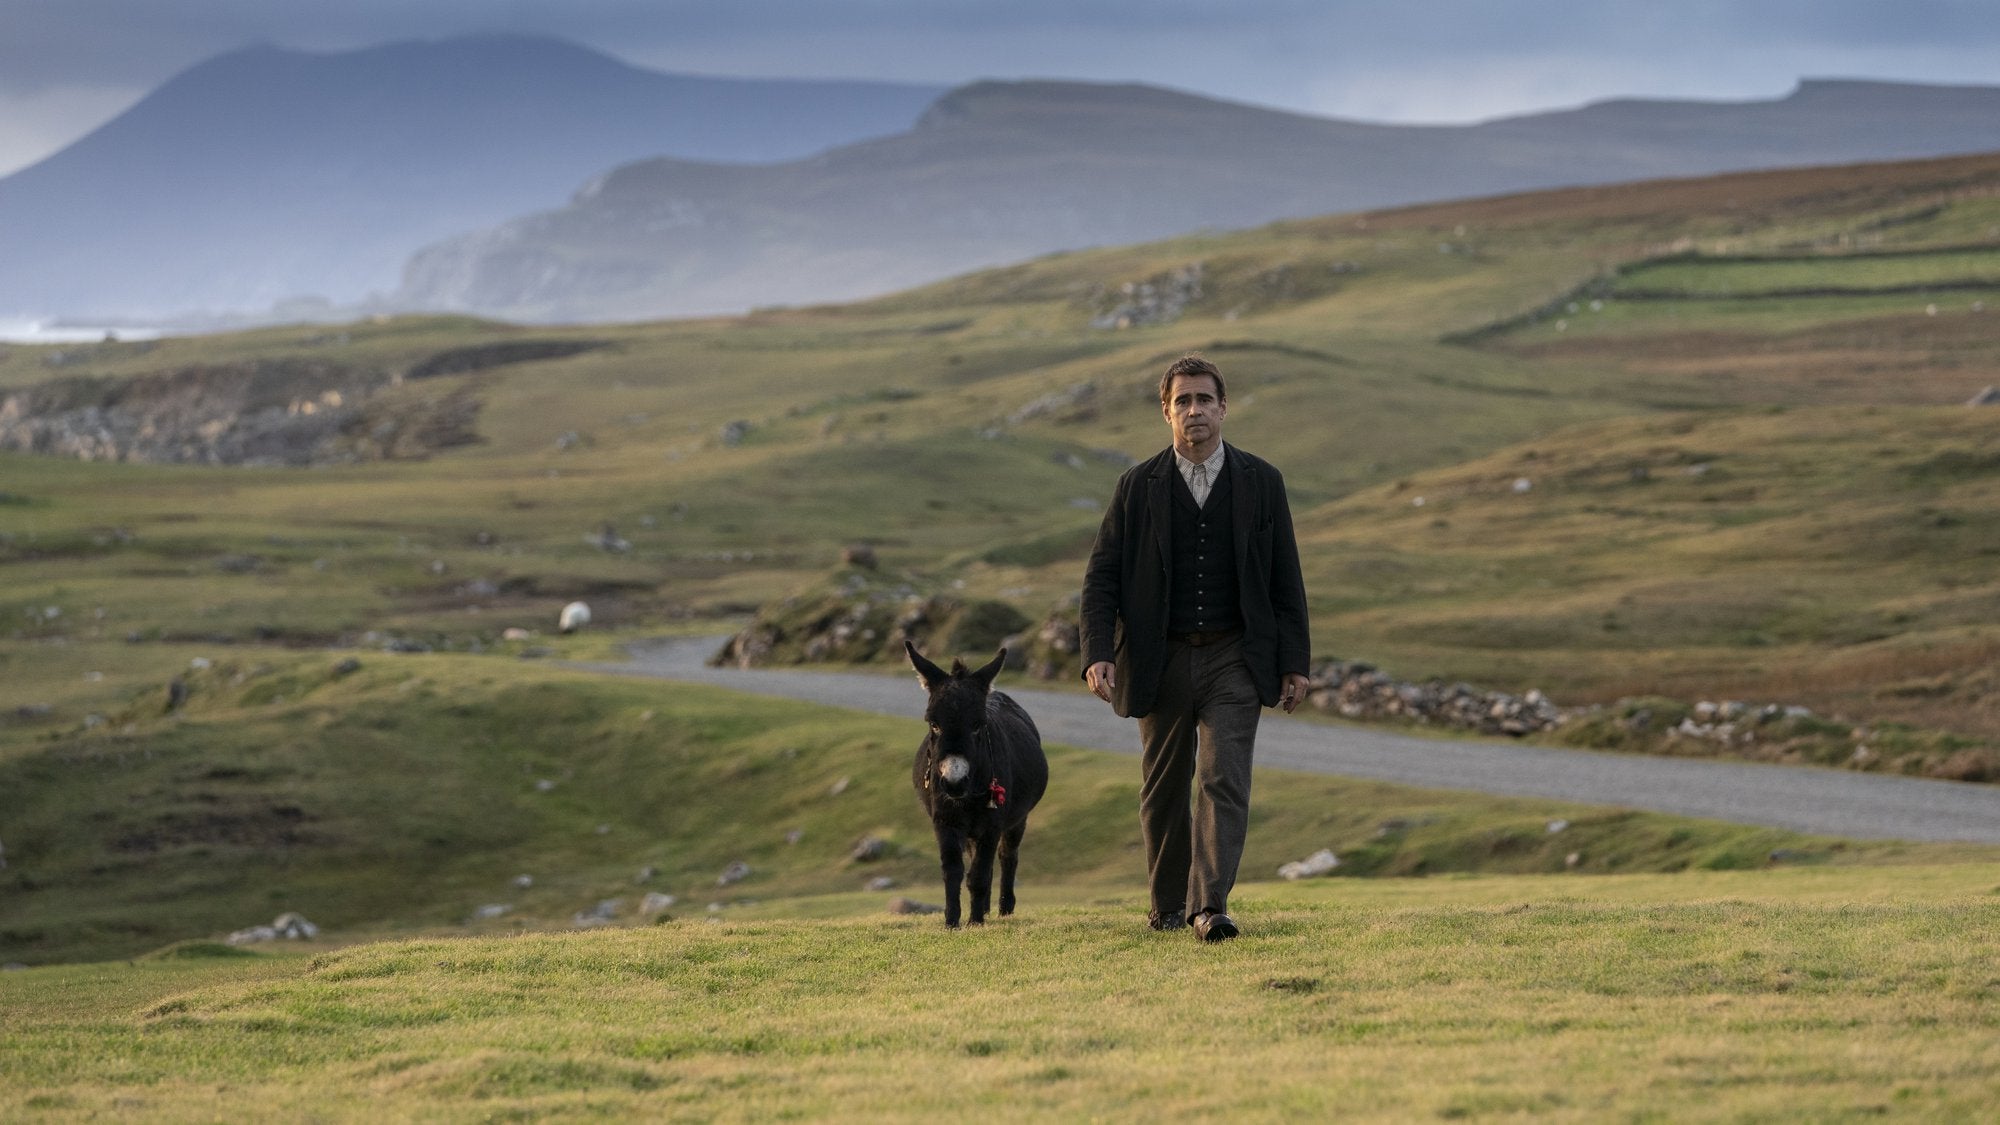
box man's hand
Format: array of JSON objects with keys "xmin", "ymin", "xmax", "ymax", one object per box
[
  {"xmin": 1086, "ymin": 661, "xmax": 1116, "ymax": 703},
  {"xmin": 1279, "ymin": 672, "xmax": 1311, "ymax": 714}
]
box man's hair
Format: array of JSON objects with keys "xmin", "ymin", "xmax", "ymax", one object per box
[{"xmin": 1158, "ymin": 355, "xmax": 1225, "ymax": 404}]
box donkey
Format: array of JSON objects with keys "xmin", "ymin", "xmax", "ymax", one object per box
[{"xmin": 905, "ymin": 641, "xmax": 1049, "ymax": 928}]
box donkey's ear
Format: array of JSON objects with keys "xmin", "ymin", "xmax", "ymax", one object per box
[
  {"xmin": 970, "ymin": 647, "xmax": 1007, "ymax": 689},
  {"xmin": 905, "ymin": 640, "xmax": 947, "ymax": 690}
]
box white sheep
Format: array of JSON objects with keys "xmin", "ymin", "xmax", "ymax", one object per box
[{"xmin": 558, "ymin": 601, "xmax": 592, "ymax": 633}]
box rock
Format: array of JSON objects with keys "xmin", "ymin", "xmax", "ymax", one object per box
[
  {"xmin": 641, "ymin": 892, "xmax": 678, "ymax": 914},
  {"xmin": 502, "ymin": 627, "xmax": 532, "ymax": 641},
  {"xmin": 850, "ymin": 836, "xmax": 887, "ymax": 862},
  {"xmin": 512, "ymin": 874, "xmax": 534, "ymax": 889},
  {"xmin": 472, "ymin": 903, "xmax": 512, "ymax": 920},
  {"xmin": 785, "ymin": 829, "xmax": 804, "ymax": 845},
  {"xmin": 841, "ymin": 544, "xmax": 878, "ymax": 569},
  {"xmin": 717, "ymin": 860, "xmax": 751, "ymax": 886},
  {"xmin": 1305, "ymin": 658, "xmax": 1572, "ymax": 736},
  {"xmin": 1, "ymin": 963, "xmax": 26, "ymax": 971},
  {"xmin": 330, "ymin": 657, "xmax": 362, "ymax": 677},
  {"xmin": 587, "ymin": 523, "xmax": 630, "ymax": 553},
  {"xmin": 828, "ymin": 776, "xmax": 850, "ymax": 797},
  {"xmin": 272, "ymin": 912, "xmax": 319, "ymax": 939},
  {"xmin": 1277, "ymin": 848, "xmax": 1339, "ymax": 880},
  {"xmin": 1546, "ymin": 819, "xmax": 1569, "ymax": 834},
  {"xmin": 1565, "ymin": 852, "xmax": 1583, "ymax": 869},
  {"xmin": 634, "ymin": 865, "xmax": 657, "ymax": 883},
  {"xmin": 720, "ymin": 420, "xmax": 752, "ymax": 446},
  {"xmin": 1967, "ymin": 385, "xmax": 2000, "ymax": 406},
  {"xmin": 534, "ymin": 778, "xmax": 556, "ymax": 793},
  {"xmin": 888, "ymin": 897, "xmax": 943, "ymax": 915},
  {"xmin": 227, "ymin": 912, "xmax": 320, "ymax": 945},
  {"xmin": 1090, "ymin": 264, "xmax": 1204, "ymax": 330},
  {"xmin": 1009, "ymin": 380, "xmax": 1099, "ymax": 424},
  {"xmin": 574, "ymin": 899, "xmax": 623, "ymax": 925},
  {"xmin": 866, "ymin": 876, "xmax": 896, "ymax": 891}
]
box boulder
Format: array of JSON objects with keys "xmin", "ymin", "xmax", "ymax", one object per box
[{"xmin": 1277, "ymin": 848, "xmax": 1339, "ymax": 880}]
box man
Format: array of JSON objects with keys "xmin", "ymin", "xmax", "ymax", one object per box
[{"xmin": 1079, "ymin": 354, "xmax": 1311, "ymax": 942}]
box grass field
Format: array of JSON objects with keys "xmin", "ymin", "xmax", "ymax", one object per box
[
  {"xmin": 16, "ymin": 652, "xmax": 1979, "ymax": 968},
  {"xmin": 5, "ymin": 150, "xmax": 2000, "ymax": 984},
  {"xmin": 1612, "ymin": 249, "xmax": 2000, "ymax": 298},
  {"xmin": 5, "ymin": 864, "xmax": 1997, "ymax": 1121}
]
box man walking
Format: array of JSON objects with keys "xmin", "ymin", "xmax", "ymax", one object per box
[{"xmin": 1080, "ymin": 354, "xmax": 1311, "ymax": 941}]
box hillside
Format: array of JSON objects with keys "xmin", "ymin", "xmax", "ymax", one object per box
[
  {"xmin": 14, "ymin": 648, "xmax": 1966, "ymax": 968},
  {"xmin": 3, "ymin": 151, "xmax": 1999, "ymax": 966},
  {"xmin": 0, "ymin": 35, "xmax": 943, "ymax": 322},
  {"xmin": 4, "ymin": 152, "xmax": 1997, "ymax": 712},
  {"xmin": 394, "ymin": 77, "xmax": 2000, "ymax": 321}
]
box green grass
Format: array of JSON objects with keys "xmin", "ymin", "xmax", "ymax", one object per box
[
  {"xmin": 1614, "ymin": 249, "xmax": 2000, "ymax": 298},
  {"xmin": 6, "ymin": 149, "xmax": 2000, "ymax": 983},
  {"xmin": 15, "ymin": 652, "xmax": 1978, "ymax": 967},
  {"xmin": 4, "ymin": 865, "xmax": 1997, "ymax": 1120}
]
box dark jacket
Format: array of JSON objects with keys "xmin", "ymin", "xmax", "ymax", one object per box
[{"xmin": 1080, "ymin": 444, "xmax": 1311, "ymax": 717}]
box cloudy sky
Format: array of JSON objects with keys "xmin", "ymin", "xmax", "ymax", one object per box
[{"xmin": 4, "ymin": 0, "xmax": 1999, "ymax": 177}]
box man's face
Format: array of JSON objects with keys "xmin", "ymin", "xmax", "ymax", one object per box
[{"xmin": 1162, "ymin": 373, "xmax": 1226, "ymax": 453}]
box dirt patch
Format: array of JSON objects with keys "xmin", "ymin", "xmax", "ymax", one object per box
[{"xmin": 111, "ymin": 804, "xmax": 326, "ymax": 853}]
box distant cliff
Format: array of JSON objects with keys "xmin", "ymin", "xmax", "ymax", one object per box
[
  {"xmin": 0, "ymin": 35, "xmax": 943, "ymax": 322},
  {"xmin": 0, "ymin": 338, "xmax": 606, "ymax": 465},
  {"xmin": 395, "ymin": 78, "xmax": 2000, "ymax": 321}
]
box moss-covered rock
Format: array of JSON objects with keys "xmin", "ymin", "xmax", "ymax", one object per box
[{"xmin": 710, "ymin": 567, "xmax": 1030, "ymax": 669}]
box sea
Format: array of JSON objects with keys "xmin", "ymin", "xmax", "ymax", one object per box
[{"xmin": 0, "ymin": 319, "xmax": 165, "ymax": 344}]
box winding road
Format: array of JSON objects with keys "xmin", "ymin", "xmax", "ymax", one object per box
[{"xmin": 574, "ymin": 636, "xmax": 2000, "ymax": 844}]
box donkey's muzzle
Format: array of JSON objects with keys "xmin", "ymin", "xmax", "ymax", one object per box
[{"xmin": 936, "ymin": 754, "xmax": 972, "ymax": 797}]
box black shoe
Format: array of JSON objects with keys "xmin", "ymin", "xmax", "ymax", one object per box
[
  {"xmin": 1148, "ymin": 911, "xmax": 1187, "ymax": 932},
  {"xmin": 1192, "ymin": 911, "xmax": 1238, "ymax": 942}
]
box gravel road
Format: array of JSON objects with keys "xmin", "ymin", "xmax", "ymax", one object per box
[{"xmin": 574, "ymin": 636, "xmax": 2000, "ymax": 845}]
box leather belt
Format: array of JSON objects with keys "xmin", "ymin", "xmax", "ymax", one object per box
[{"xmin": 1170, "ymin": 629, "xmax": 1241, "ymax": 648}]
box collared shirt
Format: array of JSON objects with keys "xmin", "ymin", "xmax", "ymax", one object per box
[{"xmin": 1175, "ymin": 443, "xmax": 1227, "ymax": 508}]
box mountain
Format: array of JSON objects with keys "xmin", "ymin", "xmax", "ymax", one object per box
[
  {"xmin": 0, "ymin": 35, "xmax": 944, "ymax": 322},
  {"xmin": 395, "ymin": 78, "xmax": 2000, "ymax": 321}
]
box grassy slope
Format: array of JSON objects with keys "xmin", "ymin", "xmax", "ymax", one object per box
[
  {"xmin": 4, "ymin": 150, "xmax": 2000, "ymax": 968},
  {"xmin": 4, "ymin": 865, "xmax": 1998, "ymax": 1121},
  {"xmin": 12, "ymin": 653, "xmax": 1979, "ymax": 967}
]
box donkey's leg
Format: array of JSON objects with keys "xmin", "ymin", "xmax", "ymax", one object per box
[
  {"xmin": 997, "ymin": 821, "xmax": 1026, "ymax": 916},
  {"xmin": 966, "ymin": 832, "xmax": 998, "ymax": 925},
  {"xmin": 934, "ymin": 824, "xmax": 965, "ymax": 928}
]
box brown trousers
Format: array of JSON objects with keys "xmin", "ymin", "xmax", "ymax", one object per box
[{"xmin": 1137, "ymin": 633, "xmax": 1261, "ymax": 925}]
